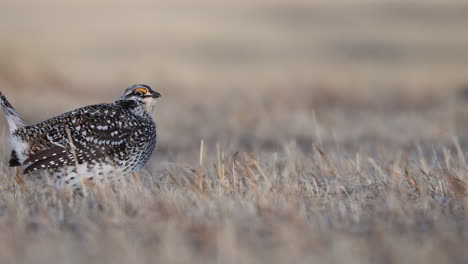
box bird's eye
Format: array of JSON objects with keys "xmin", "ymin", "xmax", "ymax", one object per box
[{"xmin": 133, "ymin": 88, "xmax": 147, "ymax": 97}]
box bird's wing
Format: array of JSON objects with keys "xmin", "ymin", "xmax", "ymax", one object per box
[{"xmin": 23, "ymin": 105, "xmax": 132, "ymax": 173}]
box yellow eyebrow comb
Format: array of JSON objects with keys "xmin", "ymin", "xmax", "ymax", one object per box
[{"xmin": 134, "ymin": 88, "xmax": 148, "ymax": 94}]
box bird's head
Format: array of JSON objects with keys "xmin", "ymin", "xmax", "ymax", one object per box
[{"xmin": 117, "ymin": 84, "xmax": 161, "ymax": 116}]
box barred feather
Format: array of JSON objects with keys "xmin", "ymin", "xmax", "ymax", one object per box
[{"xmin": 1, "ymin": 84, "xmax": 160, "ymax": 192}]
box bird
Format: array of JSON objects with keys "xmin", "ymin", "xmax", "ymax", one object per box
[{"xmin": 0, "ymin": 84, "xmax": 161, "ymax": 192}]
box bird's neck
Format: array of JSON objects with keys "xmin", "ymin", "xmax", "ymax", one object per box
[{"xmin": 115, "ymin": 99, "xmax": 150, "ymax": 117}]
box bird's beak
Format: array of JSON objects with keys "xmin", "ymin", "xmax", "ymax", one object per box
[{"xmin": 152, "ymin": 92, "xmax": 161, "ymax": 98}]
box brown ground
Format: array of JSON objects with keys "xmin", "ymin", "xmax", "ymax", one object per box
[{"xmin": 0, "ymin": 0, "xmax": 468, "ymax": 263}]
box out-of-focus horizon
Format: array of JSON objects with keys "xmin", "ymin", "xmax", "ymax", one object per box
[{"xmin": 2, "ymin": 1, "xmax": 468, "ymax": 98}]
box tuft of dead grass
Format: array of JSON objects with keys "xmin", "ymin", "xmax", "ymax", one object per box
[{"xmin": 0, "ymin": 143, "xmax": 466, "ymax": 264}]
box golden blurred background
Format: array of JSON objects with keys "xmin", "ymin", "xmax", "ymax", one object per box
[
  {"xmin": 1, "ymin": 0, "xmax": 468, "ymax": 163},
  {"xmin": 1, "ymin": 2, "xmax": 468, "ymax": 263}
]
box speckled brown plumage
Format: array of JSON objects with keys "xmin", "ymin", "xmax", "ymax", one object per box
[{"xmin": 1, "ymin": 84, "xmax": 160, "ymax": 192}]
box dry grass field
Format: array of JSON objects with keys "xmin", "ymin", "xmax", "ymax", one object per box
[{"xmin": 1, "ymin": 0, "xmax": 468, "ymax": 263}]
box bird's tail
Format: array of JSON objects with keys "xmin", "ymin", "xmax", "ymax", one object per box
[{"xmin": 0, "ymin": 92, "xmax": 26, "ymax": 133}]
